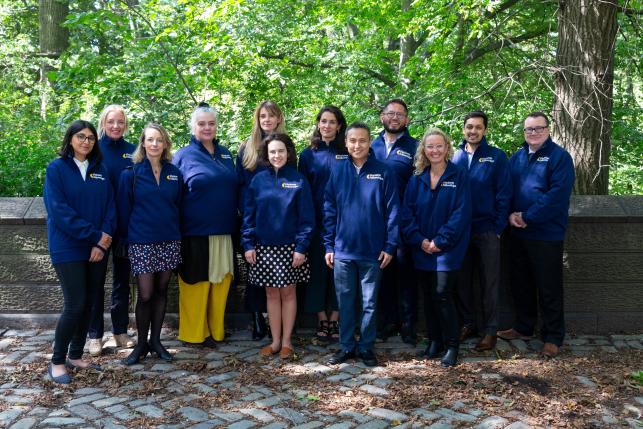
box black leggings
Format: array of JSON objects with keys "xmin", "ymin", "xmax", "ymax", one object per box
[
  {"xmin": 135, "ymin": 270, "xmax": 172, "ymax": 346},
  {"xmin": 418, "ymin": 270, "xmax": 460, "ymax": 349},
  {"xmin": 52, "ymin": 259, "xmax": 108, "ymax": 364}
]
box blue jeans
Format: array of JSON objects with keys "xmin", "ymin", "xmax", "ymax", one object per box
[{"xmin": 333, "ymin": 258, "xmax": 382, "ymax": 353}]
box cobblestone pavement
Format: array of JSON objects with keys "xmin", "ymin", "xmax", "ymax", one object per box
[{"xmin": 0, "ymin": 327, "xmax": 641, "ymax": 428}]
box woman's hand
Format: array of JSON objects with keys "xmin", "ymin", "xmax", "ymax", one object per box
[
  {"xmin": 99, "ymin": 232, "xmax": 112, "ymax": 249},
  {"xmin": 292, "ymin": 251, "xmax": 306, "ymax": 268},
  {"xmin": 428, "ymin": 240, "xmax": 441, "ymax": 253},
  {"xmin": 89, "ymin": 247, "xmax": 104, "ymax": 262},
  {"xmin": 378, "ymin": 251, "xmax": 393, "ymax": 269},
  {"xmin": 245, "ymin": 249, "xmax": 256, "ymax": 265},
  {"xmin": 325, "ymin": 252, "xmax": 334, "ymax": 269},
  {"xmin": 421, "ymin": 239, "xmax": 432, "ymax": 254}
]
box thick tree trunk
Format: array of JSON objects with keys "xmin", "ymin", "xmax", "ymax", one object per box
[
  {"xmin": 39, "ymin": 0, "xmax": 69, "ymax": 119},
  {"xmin": 552, "ymin": 0, "xmax": 618, "ymax": 194}
]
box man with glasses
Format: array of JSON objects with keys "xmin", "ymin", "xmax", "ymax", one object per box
[
  {"xmin": 452, "ymin": 111, "xmax": 512, "ymax": 352},
  {"xmin": 371, "ymin": 99, "xmax": 418, "ymax": 345},
  {"xmin": 497, "ymin": 112, "xmax": 575, "ymax": 358}
]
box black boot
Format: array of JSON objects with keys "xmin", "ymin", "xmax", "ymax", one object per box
[
  {"xmin": 251, "ymin": 312, "xmax": 267, "ymax": 341},
  {"xmin": 422, "ymin": 341, "xmax": 444, "ymax": 359},
  {"xmin": 441, "ymin": 347, "xmax": 458, "ymax": 367},
  {"xmin": 149, "ymin": 340, "xmax": 172, "ymax": 361},
  {"xmin": 122, "ymin": 342, "xmax": 150, "ymax": 366}
]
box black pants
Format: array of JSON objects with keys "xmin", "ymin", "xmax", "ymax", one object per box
[
  {"xmin": 509, "ymin": 235, "xmax": 565, "ymax": 346},
  {"xmin": 455, "ymin": 231, "xmax": 501, "ymax": 335},
  {"xmin": 418, "ymin": 270, "xmax": 459, "ymax": 349},
  {"xmin": 52, "ymin": 258, "xmax": 109, "ymax": 364},
  {"xmin": 377, "ymin": 245, "xmax": 417, "ymax": 330}
]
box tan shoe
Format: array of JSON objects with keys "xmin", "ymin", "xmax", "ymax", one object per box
[
  {"xmin": 474, "ymin": 335, "xmax": 497, "ymax": 351},
  {"xmin": 279, "ymin": 346, "xmax": 294, "ymax": 359},
  {"xmin": 259, "ymin": 345, "xmax": 279, "ymax": 357},
  {"xmin": 114, "ymin": 333, "xmax": 135, "ymax": 348},
  {"xmin": 88, "ymin": 338, "xmax": 103, "ymax": 357},
  {"xmin": 542, "ymin": 342, "xmax": 559, "ymax": 358},
  {"xmin": 496, "ymin": 328, "xmax": 532, "ymax": 341}
]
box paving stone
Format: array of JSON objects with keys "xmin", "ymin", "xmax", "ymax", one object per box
[
  {"xmin": 575, "ymin": 375, "xmax": 597, "ymax": 389},
  {"xmin": 26, "ymin": 407, "xmax": 48, "ymax": 417},
  {"xmin": 69, "ymin": 404, "xmax": 102, "ymax": 419},
  {"xmin": 0, "ymin": 338, "xmax": 13, "ymax": 351},
  {"xmin": 210, "ymin": 409, "xmax": 245, "ymax": 422},
  {"xmin": 40, "ymin": 417, "xmax": 86, "ymax": 426},
  {"xmin": 94, "ymin": 417, "xmax": 127, "ymax": 429},
  {"xmin": 326, "ymin": 373, "xmax": 352, "ymax": 382},
  {"xmin": 0, "ymin": 351, "xmax": 24, "ymax": 363},
  {"xmin": 354, "ymin": 419, "xmax": 389, "ymax": 429},
  {"xmin": 174, "ymin": 351, "xmax": 201, "ymax": 360},
  {"xmin": 239, "ymin": 408, "xmax": 275, "ymax": 422},
  {"xmin": 601, "ymin": 346, "xmax": 617, "ymax": 353},
  {"xmin": 367, "ymin": 408, "xmax": 408, "ymax": 422},
  {"xmin": 3, "ymin": 396, "xmax": 32, "ymax": 404},
  {"xmin": 613, "ymin": 340, "xmax": 628, "ymax": 348},
  {"xmin": 272, "ymin": 407, "xmax": 308, "ymax": 424},
  {"xmin": 92, "ymin": 396, "xmax": 128, "ymax": 408},
  {"xmin": 193, "ymin": 383, "xmax": 217, "ymax": 394},
  {"xmin": 179, "ymin": 407, "xmax": 209, "ymax": 422},
  {"xmin": 623, "ymin": 403, "xmax": 641, "ymax": 418},
  {"xmin": 475, "ymin": 416, "xmax": 509, "ymax": 429},
  {"xmin": 509, "ymin": 339, "xmax": 528, "ymax": 352},
  {"xmin": 135, "ymin": 405, "xmax": 165, "ymax": 418},
  {"xmin": 10, "ymin": 388, "xmax": 44, "ymax": 396},
  {"xmin": 18, "ymin": 352, "xmax": 40, "ymax": 364},
  {"xmin": 128, "ymin": 398, "xmax": 155, "ymax": 407},
  {"xmin": 241, "ymin": 392, "xmax": 264, "ymax": 402},
  {"xmin": 163, "ymin": 369, "xmax": 193, "ymax": 379},
  {"xmin": 0, "ymin": 408, "xmax": 23, "ymax": 427},
  {"xmin": 325, "ymin": 423, "xmax": 355, "ymax": 429},
  {"xmin": 188, "ymin": 420, "xmax": 224, "ymax": 429},
  {"xmin": 227, "ymin": 420, "xmax": 257, "ymax": 429},
  {"xmin": 427, "ymin": 421, "xmax": 455, "ymax": 429},
  {"xmin": 565, "ymin": 338, "xmax": 588, "ymax": 346},
  {"xmin": 450, "ymin": 401, "xmax": 466, "ymax": 410},
  {"xmin": 68, "ymin": 393, "xmax": 107, "ymax": 407},
  {"xmin": 338, "ymin": 364, "xmax": 362, "ymax": 375},
  {"xmin": 601, "ymin": 412, "xmax": 618, "ymax": 424},
  {"xmin": 8, "ymin": 417, "xmax": 37, "ymax": 429},
  {"xmin": 434, "ymin": 408, "xmax": 476, "ymax": 422},
  {"xmin": 627, "ymin": 341, "xmax": 643, "ymax": 350},
  {"xmin": 411, "ymin": 408, "xmax": 440, "ymax": 421},
  {"xmin": 504, "ymin": 423, "xmax": 534, "ymax": 429},
  {"xmin": 255, "ymin": 396, "xmax": 282, "ymax": 407},
  {"xmin": 207, "ymin": 360, "xmax": 225, "ymax": 369},
  {"xmin": 3, "ymin": 330, "xmax": 38, "ymax": 337},
  {"xmin": 291, "ymin": 422, "xmax": 323, "ymax": 429},
  {"xmin": 151, "ymin": 363, "xmax": 176, "ymax": 371},
  {"xmin": 207, "ymin": 371, "xmax": 240, "ymax": 383},
  {"xmin": 260, "ymin": 423, "xmax": 289, "ymax": 429},
  {"xmin": 495, "ymin": 340, "xmax": 512, "ymax": 352},
  {"xmin": 48, "ymin": 409, "xmax": 71, "ymax": 417},
  {"xmin": 359, "ymin": 384, "xmax": 389, "ymax": 396},
  {"xmin": 481, "ymin": 373, "xmax": 502, "ymax": 380},
  {"xmin": 338, "ymin": 411, "xmax": 372, "ymax": 423}
]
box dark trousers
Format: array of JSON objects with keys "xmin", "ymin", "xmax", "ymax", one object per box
[
  {"xmin": 509, "ymin": 235, "xmax": 565, "ymax": 346},
  {"xmin": 304, "ymin": 231, "xmax": 337, "ymax": 313},
  {"xmin": 52, "ymin": 258, "xmax": 108, "ymax": 364},
  {"xmin": 88, "ymin": 246, "xmax": 131, "ymax": 338},
  {"xmin": 455, "ymin": 231, "xmax": 501, "ymax": 335},
  {"xmin": 377, "ymin": 245, "xmax": 417, "ymax": 330},
  {"xmin": 418, "ymin": 270, "xmax": 460, "ymax": 349}
]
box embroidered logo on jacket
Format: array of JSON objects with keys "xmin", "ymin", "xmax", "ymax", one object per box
[
  {"xmin": 396, "ymin": 149, "xmax": 413, "ymax": 160},
  {"xmin": 536, "ymin": 156, "xmax": 549, "ymax": 162},
  {"xmin": 282, "ymin": 182, "xmax": 300, "ymax": 189},
  {"xmin": 335, "ymin": 154, "xmax": 349, "ymax": 160},
  {"xmin": 441, "ymin": 181, "xmax": 456, "ymax": 188},
  {"xmin": 366, "ymin": 174, "xmax": 384, "ymax": 181},
  {"xmin": 221, "ymin": 154, "xmax": 232, "ymax": 159},
  {"xmin": 89, "ymin": 173, "xmax": 105, "ymax": 181},
  {"xmin": 166, "ymin": 174, "xmax": 179, "ymax": 181},
  {"xmin": 122, "ymin": 153, "xmax": 133, "ymax": 159},
  {"xmin": 478, "ymin": 157, "xmax": 495, "ymax": 163}
]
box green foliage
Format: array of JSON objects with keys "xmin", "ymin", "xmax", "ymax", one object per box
[{"xmin": 0, "ymin": 0, "xmax": 641, "ymax": 196}]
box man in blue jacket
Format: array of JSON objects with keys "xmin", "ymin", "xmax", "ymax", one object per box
[
  {"xmin": 371, "ymin": 99, "xmax": 419, "ymax": 345},
  {"xmin": 324, "ymin": 122, "xmax": 400, "ymax": 367},
  {"xmin": 452, "ymin": 111, "xmax": 511, "ymax": 352},
  {"xmin": 498, "ymin": 112, "xmax": 575, "ymax": 358}
]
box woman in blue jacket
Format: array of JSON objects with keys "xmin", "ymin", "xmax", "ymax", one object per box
[
  {"xmin": 43, "ymin": 120, "xmax": 115, "ymax": 384},
  {"xmin": 242, "ymin": 133, "xmax": 314, "ymax": 359},
  {"xmin": 237, "ymin": 101, "xmax": 287, "ymax": 340},
  {"xmin": 173, "ymin": 104, "xmax": 239, "ymax": 346},
  {"xmin": 401, "ymin": 128, "xmax": 471, "ymax": 367},
  {"xmin": 118, "ymin": 123, "xmax": 182, "ymax": 365},
  {"xmin": 298, "ymin": 105, "xmax": 347, "ymax": 343}
]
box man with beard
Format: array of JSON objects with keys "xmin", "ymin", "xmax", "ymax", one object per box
[
  {"xmin": 452, "ymin": 111, "xmax": 512, "ymax": 351},
  {"xmin": 371, "ymin": 99, "xmax": 418, "ymax": 345}
]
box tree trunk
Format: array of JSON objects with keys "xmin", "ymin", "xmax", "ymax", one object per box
[
  {"xmin": 399, "ymin": 0, "xmax": 418, "ymax": 70},
  {"xmin": 39, "ymin": 0, "xmax": 69, "ymax": 119},
  {"xmin": 552, "ymin": 0, "xmax": 618, "ymax": 194}
]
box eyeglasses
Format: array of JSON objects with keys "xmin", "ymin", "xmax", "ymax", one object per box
[
  {"xmin": 384, "ymin": 112, "xmax": 407, "ymax": 119},
  {"xmin": 75, "ymin": 133, "xmax": 96, "ymax": 143},
  {"xmin": 523, "ymin": 126, "xmax": 547, "ymax": 134}
]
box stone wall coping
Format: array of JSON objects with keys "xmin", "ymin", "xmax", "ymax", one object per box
[{"xmin": 1, "ymin": 195, "xmax": 642, "ymax": 225}]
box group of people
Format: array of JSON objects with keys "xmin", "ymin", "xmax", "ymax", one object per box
[{"xmin": 43, "ymin": 98, "xmax": 575, "ymax": 384}]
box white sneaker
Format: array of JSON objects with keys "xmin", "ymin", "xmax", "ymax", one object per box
[
  {"xmin": 88, "ymin": 338, "xmax": 103, "ymax": 357},
  {"xmin": 114, "ymin": 333, "xmax": 135, "ymax": 348}
]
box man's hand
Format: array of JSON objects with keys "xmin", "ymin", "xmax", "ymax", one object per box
[
  {"xmin": 89, "ymin": 247, "xmax": 104, "ymax": 262},
  {"xmin": 509, "ymin": 212, "xmax": 527, "ymax": 228},
  {"xmin": 325, "ymin": 252, "xmax": 334, "ymax": 269},
  {"xmin": 378, "ymin": 251, "xmax": 393, "ymax": 269}
]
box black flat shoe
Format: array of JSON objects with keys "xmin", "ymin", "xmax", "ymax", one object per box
[
  {"xmin": 47, "ymin": 363, "xmax": 71, "ymax": 384},
  {"xmin": 149, "ymin": 341, "xmax": 172, "ymax": 361},
  {"xmin": 122, "ymin": 342, "xmax": 149, "ymax": 366},
  {"xmin": 327, "ymin": 349, "xmax": 356, "ymax": 365},
  {"xmin": 422, "ymin": 341, "xmax": 444, "ymax": 359},
  {"xmin": 251, "ymin": 312, "xmax": 267, "ymax": 341},
  {"xmin": 65, "ymin": 359, "xmax": 102, "ymax": 371},
  {"xmin": 358, "ymin": 350, "xmax": 379, "ymax": 367},
  {"xmin": 441, "ymin": 347, "xmax": 458, "ymax": 367}
]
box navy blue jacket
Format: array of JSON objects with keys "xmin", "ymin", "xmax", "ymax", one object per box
[
  {"xmin": 241, "ymin": 165, "xmax": 315, "ymax": 253},
  {"xmin": 371, "ymin": 129, "xmax": 418, "ymax": 199},
  {"xmin": 401, "ymin": 161, "xmax": 471, "ymax": 271},
  {"xmin": 173, "ymin": 136, "xmax": 238, "ymax": 236},
  {"xmin": 323, "ymin": 156, "xmax": 400, "ymax": 261},
  {"xmin": 97, "ymin": 135, "xmax": 136, "ymax": 195},
  {"xmin": 509, "ymin": 137, "xmax": 575, "ymax": 241},
  {"xmin": 236, "ymin": 146, "xmax": 268, "ymax": 216},
  {"xmin": 298, "ymin": 139, "xmax": 349, "ymax": 226},
  {"xmin": 117, "ymin": 159, "xmax": 183, "ymax": 244},
  {"xmin": 44, "ymin": 155, "xmax": 116, "ymax": 264},
  {"xmin": 452, "ymin": 137, "xmax": 512, "ymax": 235}
]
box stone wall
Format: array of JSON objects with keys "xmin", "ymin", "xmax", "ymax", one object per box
[{"xmin": 0, "ymin": 196, "xmax": 641, "ymax": 333}]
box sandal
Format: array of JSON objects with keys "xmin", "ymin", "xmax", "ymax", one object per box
[
  {"xmin": 328, "ymin": 321, "xmax": 340, "ymax": 343},
  {"xmin": 316, "ymin": 320, "xmax": 330, "ymax": 342}
]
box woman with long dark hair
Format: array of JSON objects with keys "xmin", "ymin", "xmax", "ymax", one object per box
[{"xmin": 44, "ymin": 120, "xmax": 115, "ymax": 383}]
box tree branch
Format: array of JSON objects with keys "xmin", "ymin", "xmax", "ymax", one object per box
[{"xmin": 463, "ymin": 28, "xmax": 548, "ymax": 64}]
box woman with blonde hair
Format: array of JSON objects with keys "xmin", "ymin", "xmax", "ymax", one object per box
[
  {"xmin": 236, "ymin": 101, "xmax": 286, "ymax": 340},
  {"xmin": 88, "ymin": 104, "xmax": 136, "ymax": 357},
  {"xmin": 118, "ymin": 123, "xmax": 182, "ymax": 364},
  {"xmin": 401, "ymin": 128, "xmax": 471, "ymax": 367}
]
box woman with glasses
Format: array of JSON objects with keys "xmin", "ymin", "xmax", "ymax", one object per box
[
  {"xmin": 401, "ymin": 128, "xmax": 471, "ymax": 367},
  {"xmin": 44, "ymin": 120, "xmax": 115, "ymax": 383},
  {"xmin": 88, "ymin": 105, "xmax": 137, "ymax": 357}
]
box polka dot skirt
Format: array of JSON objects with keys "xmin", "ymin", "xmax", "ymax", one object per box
[
  {"xmin": 129, "ymin": 240, "xmax": 182, "ymax": 275},
  {"xmin": 248, "ymin": 243, "xmax": 310, "ymax": 288}
]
